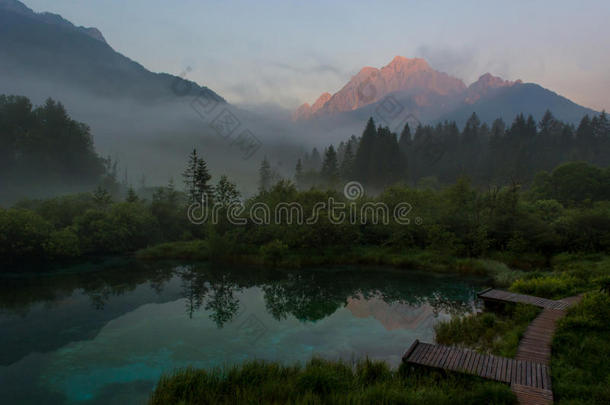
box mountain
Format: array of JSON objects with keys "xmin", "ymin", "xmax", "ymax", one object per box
[
  {"xmin": 0, "ymin": 0, "xmax": 293, "ymax": 197},
  {"xmin": 295, "ymin": 56, "xmax": 465, "ymax": 120},
  {"xmin": 0, "ymin": 0, "xmax": 223, "ymax": 102},
  {"xmin": 440, "ymin": 81, "xmax": 597, "ymax": 127},
  {"xmin": 294, "ymin": 56, "xmax": 597, "ymax": 127}
]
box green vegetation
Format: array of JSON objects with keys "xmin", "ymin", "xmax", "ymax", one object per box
[
  {"xmin": 0, "ymin": 95, "xmax": 111, "ymax": 203},
  {"xmin": 3, "ymin": 158, "xmax": 610, "ymax": 277},
  {"xmin": 433, "ymin": 254, "xmax": 610, "ymax": 404},
  {"xmin": 552, "ymin": 292, "xmax": 610, "ymax": 403},
  {"xmin": 509, "ymin": 254, "xmax": 610, "ymax": 299},
  {"xmin": 435, "ymin": 304, "xmax": 540, "ymax": 358},
  {"xmin": 149, "ymin": 358, "xmax": 515, "ymax": 405},
  {"xmin": 298, "ymin": 112, "xmax": 610, "ymax": 190}
]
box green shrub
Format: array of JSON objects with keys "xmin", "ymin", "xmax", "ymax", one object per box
[
  {"xmin": 510, "ymin": 274, "xmax": 580, "ymax": 299},
  {"xmin": 0, "ymin": 208, "xmax": 52, "ymax": 265},
  {"xmin": 44, "ymin": 227, "xmax": 80, "ymax": 259},
  {"xmin": 136, "ymin": 240, "xmax": 208, "ymax": 260},
  {"xmin": 260, "ymin": 239, "xmax": 289, "ymax": 266}
]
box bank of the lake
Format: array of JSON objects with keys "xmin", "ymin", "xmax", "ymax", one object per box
[
  {"xmin": 136, "ymin": 242, "xmax": 538, "ymax": 287},
  {"xmin": 148, "ymin": 253, "xmax": 610, "ymax": 405}
]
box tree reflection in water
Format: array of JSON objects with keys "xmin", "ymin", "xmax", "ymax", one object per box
[{"xmin": 0, "ymin": 261, "xmax": 482, "ymax": 328}]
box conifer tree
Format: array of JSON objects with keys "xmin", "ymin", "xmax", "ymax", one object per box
[
  {"xmin": 340, "ymin": 142, "xmax": 355, "ymax": 180},
  {"xmin": 194, "ymin": 158, "xmax": 212, "ymax": 201},
  {"xmin": 295, "ymin": 158, "xmax": 303, "ymax": 187},
  {"xmin": 183, "ymin": 148, "xmax": 199, "ymax": 203},
  {"xmin": 321, "ymin": 145, "xmax": 339, "ymax": 184},
  {"xmin": 215, "ymin": 175, "xmax": 240, "ymax": 207},
  {"xmin": 259, "ymin": 157, "xmax": 272, "ymax": 192}
]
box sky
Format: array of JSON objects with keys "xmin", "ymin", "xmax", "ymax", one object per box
[{"xmin": 24, "ymin": 0, "xmax": 610, "ymax": 111}]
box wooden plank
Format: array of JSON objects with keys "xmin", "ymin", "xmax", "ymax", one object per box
[
  {"xmin": 505, "ymin": 358, "xmax": 512, "ymax": 383},
  {"xmin": 497, "ymin": 357, "xmax": 505, "ymax": 381},
  {"xmin": 429, "ymin": 345, "xmax": 444, "ymax": 367},
  {"xmin": 477, "ymin": 354, "xmax": 488, "ymax": 377},
  {"xmin": 489, "ymin": 356, "xmax": 501, "ymax": 380},
  {"xmin": 437, "ymin": 346, "xmax": 450, "ymax": 368},
  {"xmin": 457, "ymin": 350, "xmax": 469, "ymax": 371},
  {"xmin": 424, "ymin": 345, "xmax": 439, "ymax": 365},
  {"xmin": 471, "ymin": 352, "xmax": 482, "ymax": 375},
  {"xmin": 541, "ymin": 366, "xmax": 549, "ymax": 390},
  {"xmin": 437, "ymin": 346, "xmax": 451, "ymax": 368},
  {"xmin": 418, "ymin": 344, "xmax": 432, "ymax": 365},
  {"xmin": 419, "ymin": 344, "xmax": 433, "ymax": 365},
  {"xmin": 510, "ymin": 359, "xmax": 517, "ymax": 384},
  {"xmin": 418, "ymin": 344, "xmax": 433, "ymax": 364},
  {"xmin": 485, "ymin": 356, "xmax": 495, "ymax": 379},
  {"xmin": 444, "ymin": 347, "xmax": 458, "ymax": 369},
  {"xmin": 453, "ymin": 350, "xmax": 467, "ymax": 371},
  {"xmin": 411, "ymin": 344, "xmax": 426, "ymax": 363},
  {"xmin": 469, "ymin": 352, "xmax": 477, "ymax": 374},
  {"xmin": 402, "ymin": 339, "xmax": 420, "ymax": 361},
  {"xmin": 442, "ymin": 347, "xmax": 455, "ymax": 369},
  {"xmin": 469, "ymin": 352, "xmax": 480, "ymax": 374}
]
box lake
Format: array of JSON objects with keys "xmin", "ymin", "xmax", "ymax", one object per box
[{"xmin": 0, "ymin": 260, "xmax": 485, "ymax": 404}]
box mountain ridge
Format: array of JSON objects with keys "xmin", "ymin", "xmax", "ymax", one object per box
[
  {"xmin": 0, "ymin": 0, "xmax": 224, "ymax": 103},
  {"xmin": 293, "ymin": 55, "xmax": 596, "ymax": 127},
  {"xmin": 0, "ymin": 0, "xmax": 106, "ymax": 43}
]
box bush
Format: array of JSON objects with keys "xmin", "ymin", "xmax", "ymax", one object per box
[
  {"xmin": 510, "ymin": 274, "xmax": 580, "ymax": 299},
  {"xmin": 74, "ymin": 202, "xmax": 157, "ymax": 254},
  {"xmin": 260, "ymin": 239, "xmax": 289, "ymax": 266},
  {"xmin": 0, "ymin": 208, "xmax": 52, "ymax": 265},
  {"xmin": 44, "ymin": 227, "xmax": 80, "ymax": 259}
]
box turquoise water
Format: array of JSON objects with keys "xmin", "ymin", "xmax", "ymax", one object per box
[{"xmin": 0, "ymin": 261, "xmax": 484, "ymax": 404}]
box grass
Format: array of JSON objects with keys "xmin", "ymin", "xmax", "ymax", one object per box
[
  {"xmin": 509, "ymin": 253, "xmax": 610, "ymax": 299},
  {"xmin": 434, "ymin": 303, "xmax": 540, "ymax": 358},
  {"xmin": 146, "ymin": 254, "xmax": 610, "ymax": 404},
  {"xmin": 551, "ymin": 292, "xmax": 610, "ymax": 404},
  {"xmin": 149, "ymin": 357, "xmax": 516, "ymax": 405}
]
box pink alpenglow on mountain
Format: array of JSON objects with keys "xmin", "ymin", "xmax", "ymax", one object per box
[
  {"xmin": 465, "ymin": 73, "xmax": 521, "ymax": 104},
  {"xmin": 292, "ymin": 92, "xmax": 332, "ymax": 120},
  {"xmin": 293, "ymin": 56, "xmax": 466, "ymax": 120}
]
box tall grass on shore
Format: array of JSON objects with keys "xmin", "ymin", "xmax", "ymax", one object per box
[
  {"xmin": 149, "ymin": 358, "xmax": 515, "ymax": 405},
  {"xmin": 435, "ymin": 303, "xmax": 540, "ymax": 357}
]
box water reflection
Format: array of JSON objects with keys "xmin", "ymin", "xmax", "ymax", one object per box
[{"xmin": 0, "ymin": 260, "xmax": 484, "ymax": 404}]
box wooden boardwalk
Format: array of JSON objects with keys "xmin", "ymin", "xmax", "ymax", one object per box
[
  {"xmin": 515, "ymin": 308, "xmax": 565, "ymax": 365},
  {"xmin": 477, "ymin": 288, "xmax": 571, "ymax": 310},
  {"xmin": 403, "ymin": 340, "xmax": 552, "ymax": 390},
  {"xmin": 403, "ymin": 290, "xmax": 582, "ymax": 405}
]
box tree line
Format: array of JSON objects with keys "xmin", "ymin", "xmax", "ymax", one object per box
[
  {"xmin": 292, "ymin": 111, "xmax": 610, "ymax": 191},
  {"xmin": 0, "ymin": 95, "xmax": 112, "ymax": 203}
]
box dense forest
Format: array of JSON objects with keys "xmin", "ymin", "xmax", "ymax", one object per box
[
  {"xmin": 297, "ymin": 111, "xmax": 610, "ymax": 191},
  {"xmin": 1, "ymin": 96, "xmax": 609, "ymax": 268},
  {"xmin": 0, "ymin": 95, "xmax": 110, "ymax": 203},
  {"xmin": 2, "ymin": 155, "xmax": 609, "ymax": 268}
]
